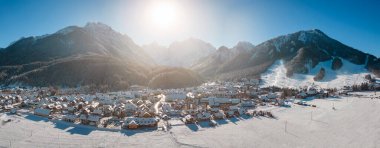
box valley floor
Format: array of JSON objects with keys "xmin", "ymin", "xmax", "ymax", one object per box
[{"xmin": 1, "ymin": 92, "xmax": 380, "ymax": 148}]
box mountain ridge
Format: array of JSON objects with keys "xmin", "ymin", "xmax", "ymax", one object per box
[
  {"xmin": 1, "ymin": 23, "xmax": 379, "ymax": 89},
  {"xmin": 0, "ymin": 22, "xmax": 204, "ymax": 90},
  {"xmin": 192, "ymin": 29, "xmax": 380, "ymax": 81}
]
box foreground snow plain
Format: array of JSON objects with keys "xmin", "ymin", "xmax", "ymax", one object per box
[{"xmin": 1, "ymin": 92, "xmax": 380, "ymax": 148}]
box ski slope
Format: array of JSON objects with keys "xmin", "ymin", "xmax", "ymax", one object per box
[{"xmin": 261, "ymin": 59, "xmax": 370, "ymax": 88}]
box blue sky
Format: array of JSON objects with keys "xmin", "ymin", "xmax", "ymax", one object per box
[{"xmin": 0, "ymin": 0, "xmax": 379, "ymax": 56}]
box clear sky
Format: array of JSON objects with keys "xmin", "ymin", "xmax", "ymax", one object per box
[{"xmin": 0, "ymin": 0, "xmax": 379, "ymax": 56}]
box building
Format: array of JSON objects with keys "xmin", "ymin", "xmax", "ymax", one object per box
[
  {"xmin": 204, "ymin": 97, "xmax": 241, "ymax": 107},
  {"xmin": 62, "ymin": 114, "xmax": 78, "ymax": 122},
  {"xmin": 213, "ymin": 110, "xmax": 226, "ymax": 119},
  {"xmin": 79, "ymin": 114, "xmax": 89, "ymax": 124},
  {"xmin": 126, "ymin": 120, "xmax": 138, "ymax": 129},
  {"xmin": 34, "ymin": 108, "xmax": 51, "ymax": 117},
  {"xmin": 183, "ymin": 115, "xmax": 196, "ymax": 124},
  {"xmin": 122, "ymin": 117, "xmax": 158, "ymax": 129},
  {"xmin": 88, "ymin": 115, "xmax": 101, "ymax": 126},
  {"xmin": 307, "ymin": 86, "xmax": 318, "ymax": 95},
  {"xmin": 165, "ymin": 92, "xmax": 186, "ymax": 102},
  {"xmin": 240, "ymin": 100, "xmax": 255, "ymax": 107},
  {"xmin": 196, "ymin": 112, "xmax": 211, "ymax": 121},
  {"xmin": 122, "ymin": 102, "xmax": 136, "ymax": 114}
]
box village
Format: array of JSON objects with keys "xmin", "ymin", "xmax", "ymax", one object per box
[
  {"xmin": 1, "ymin": 74, "xmax": 379, "ymax": 133},
  {"xmin": 0, "ymin": 75, "xmax": 380, "ymax": 147}
]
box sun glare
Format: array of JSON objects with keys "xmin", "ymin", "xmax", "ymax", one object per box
[{"xmin": 149, "ymin": 1, "xmax": 180, "ymax": 29}]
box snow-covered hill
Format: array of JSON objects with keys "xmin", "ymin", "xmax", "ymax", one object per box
[{"xmin": 261, "ymin": 59, "xmax": 370, "ymax": 88}]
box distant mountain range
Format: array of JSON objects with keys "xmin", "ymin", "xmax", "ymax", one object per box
[
  {"xmin": 0, "ymin": 23, "xmax": 379, "ymax": 89},
  {"xmin": 142, "ymin": 38, "xmax": 216, "ymax": 67}
]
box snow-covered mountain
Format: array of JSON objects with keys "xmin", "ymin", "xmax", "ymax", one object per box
[
  {"xmin": 1, "ymin": 24, "xmax": 379, "ymax": 89},
  {"xmin": 0, "ymin": 22, "xmax": 154, "ymax": 66},
  {"xmin": 143, "ymin": 38, "xmax": 216, "ymax": 67},
  {"xmin": 0, "ymin": 22, "xmax": 204, "ymax": 90},
  {"xmin": 192, "ymin": 29, "xmax": 380, "ymax": 87}
]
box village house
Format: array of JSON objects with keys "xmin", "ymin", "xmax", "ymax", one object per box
[
  {"xmin": 125, "ymin": 120, "xmax": 138, "ymax": 129},
  {"xmin": 66, "ymin": 106, "xmax": 76, "ymax": 113},
  {"xmin": 122, "ymin": 117, "xmax": 159, "ymax": 129},
  {"xmin": 229, "ymin": 105, "xmax": 239, "ymax": 112},
  {"xmin": 92, "ymin": 109, "xmax": 103, "ymax": 116},
  {"xmin": 226, "ymin": 110, "xmax": 235, "ymax": 118},
  {"xmin": 260, "ymin": 92, "xmax": 278, "ymax": 101},
  {"xmin": 62, "ymin": 114, "xmax": 78, "ymax": 123},
  {"xmin": 34, "ymin": 108, "xmax": 51, "ymax": 117},
  {"xmin": 203, "ymin": 97, "xmax": 241, "ymax": 109},
  {"xmin": 369, "ymin": 78, "xmax": 380, "ymax": 89},
  {"xmin": 88, "ymin": 115, "xmax": 101, "ymax": 126},
  {"xmin": 165, "ymin": 92, "xmax": 187, "ymax": 102},
  {"xmin": 139, "ymin": 111, "xmax": 153, "ymax": 118},
  {"xmin": 307, "ymin": 85, "xmax": 318, "ymax": 95},
  {"xmin": 183, "ymin": 115, "xmax": 196, "ymax": 124},
  {"xmin": 240, "ymin": 99, "xmax": 255, "ymax": 107},
  {"xmin": 297, "ymin": 91, "xmax": 308, "ymax": 99},
  {"xmin": 196, "ymin": 112, "xmax": 211, "ymax": 121},
  {"xmin": 212, "ymin": 110, "xmax": 226, "ymax": 119},
  {"xmin": 102, "ymin": 105, "xmax": 114, "ymax": 117},
  {"xmin": 125, "ymin": 101, "xmax": 138, "ymax": 114},
  {"xmin": 79, "ymin": 114, "xmax": 89, "ymax": 124}
]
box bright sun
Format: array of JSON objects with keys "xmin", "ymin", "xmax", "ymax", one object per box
[{"xmin": 149, "ymin": 1, "xmax": 179, "ymax": 29}]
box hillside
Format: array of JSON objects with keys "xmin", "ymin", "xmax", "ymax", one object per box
[{"xmin": 147, "ymin": 66, "xmax": 204, "ymax": 89}]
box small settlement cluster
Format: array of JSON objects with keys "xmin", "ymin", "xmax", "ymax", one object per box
[{"xmin": 0, "ymin": 77, "xmax": 359, "ymax": 130}]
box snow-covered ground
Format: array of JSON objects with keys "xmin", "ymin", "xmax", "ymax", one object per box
[
  {"xmin": 1, "ymin": 92, "xmax": 380, "ymax": 147},
  {"xmin": 261, "ymin": 59, "xmax": 370, "ymax": 88}
]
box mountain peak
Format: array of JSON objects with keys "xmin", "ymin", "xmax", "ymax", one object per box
[
  {"xmin": 312, "ymin": 28, "xmax": 323, "ymax": 33},
  {"xmin": 172, "ymin": 37, "xmax": 213, "ymax": 47},
  {"xmin": 233, "ymin": 41, "xmax": 254, "ymax": 51},
  {"xmin": 55, "ymin": 26, "xmax": 80, "ymax": 35},
  {"xmin": 299, "ymin": 29, "xmax": 327, "ymax": 38},
  {"xmin": 84, "ymin": 22, "xmax": 112, "ymax": 30},
  {"xmin": 218, "ymin": 46, "xmax": 229, "ymax": 52}
]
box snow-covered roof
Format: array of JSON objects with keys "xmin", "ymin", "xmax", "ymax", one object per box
[
  {"xmin": 88, "ymin": 115, "xmax": 100, "ymax": 122},
  {"xmin": 125, "ymin": 117, "xmax": 158, "ymax": 125},
  {"xmin": 79, "ymin": 114, "xmax": 87, "ymax": 120},
  {"xmin": 93, "ymin": 109, "xmax": 103, "ymax": 115},
  {"xmin": 63, "ymin": 114, "xmax": 77, "ymax": 120},
  {"xmin": 34, "ymin": 108, "xmax": 51, "ymax": 116},
  {"xmin": 165, "ymin": 93, "xmax": 186, "ymax": 101}
]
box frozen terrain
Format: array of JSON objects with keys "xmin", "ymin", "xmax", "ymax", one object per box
[
  {"xmin": 1, "ymin": 92, "xmax": 380, "ymax": 147},
  {"xmin": 261, "ymin": 59, "xmax": 370, "ymax": 88}
]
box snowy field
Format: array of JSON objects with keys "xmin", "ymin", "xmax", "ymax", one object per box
[
  {"xmin": 1, "ymin": 92, "xmax": 380, "ymax": 148},
  {"xmin": 261, "ymin": 59, "xmax": 370, "ymax": 88}
]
